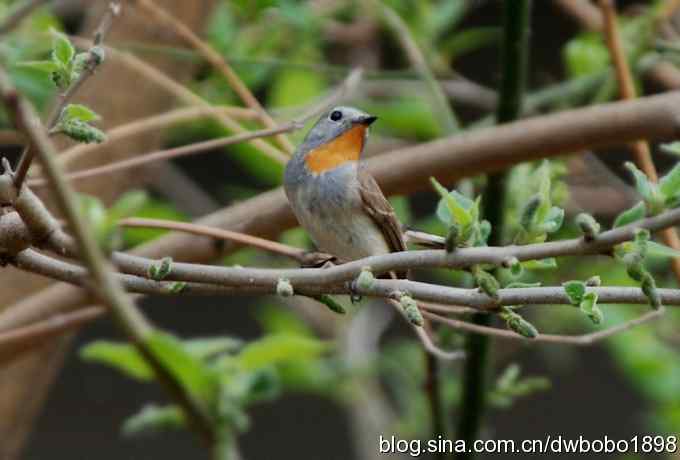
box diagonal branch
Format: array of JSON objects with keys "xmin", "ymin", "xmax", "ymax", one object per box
[
  {"xmin": 0, "ymin": 60, "xmax": 217, "ymax": 446},
  {"xmin": 133, "ymin": 0, "xmax": 295, "ymax": 154},
  {"xmin": 599, "ymin": 0, "xmax": 680, "ymax": 282}
]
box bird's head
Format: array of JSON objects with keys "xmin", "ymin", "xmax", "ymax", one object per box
[{"xmin": 298, "ymin": 106, "xmax": 377, "ymax": 174}]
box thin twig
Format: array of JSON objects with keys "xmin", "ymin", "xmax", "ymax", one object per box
[
  {"xmin": 0, "ymin": 306, "xmax": 105, "ymax": 365},
  {"xmin": 133, "ymin": 0, "xmax": 295, "ymax": 154},
  {"xmin": 28, "ymin": 122, "xmax": 301, "ymax": 186},
  {"xmin": 69, "ymin": 36, "xmax": 289, "ymax": 164},
  {"xmin": 379, "ymin": 4, "xmax": 459, "ymax": 133},
  {"xmin": 0, "ymin": 0, "xmax": 50, "ymax": 36},
  {"xmin": 118, "ymin": 217, "xmax": 308, "ymax": 262},
  {"xmin": 599, "ymin": 0, "xmax": 680, "ymax": 281},
  {"xmin": 424, "ymin": 308, "xmax": 664, "ymax": 345},
  {"xmin": 13, "ymin": 1, "xmax": 119, "ymax": 189},
  {"xmin": 56, "ymin": 105, "xmax": 257, "ymax": 168}
]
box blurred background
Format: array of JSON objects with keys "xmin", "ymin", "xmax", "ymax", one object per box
[{"xmin": 1, "ymin": 0, "xmax": 679, "ymax": 459}]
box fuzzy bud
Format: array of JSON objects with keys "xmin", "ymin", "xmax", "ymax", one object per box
[
  {"xmin": 399, "ymin": 294, "xmax": 424, "ymax": 326},
  {"xmin": 276, "ymin": 278, "xmax": 294, "ymax": 297},
  {"xmin": 576, "ymin": 213, "xmax": 600, "ymax": 241}
]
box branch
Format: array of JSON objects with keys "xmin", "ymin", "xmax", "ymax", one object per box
[
  {"xmin": 117, "ymin": 217, "xmax": 309, "ymax": 262},
  {"xmin": 13, "ymin": 1, "xmax": 119, "ymax": 189},
  {"xmin": 70, "ymin": 37, "xmax": 289, "ymax": 164},
  {"xmin": 599, "ymin": 0, "xmax": 680, "ymax": 282},
  {"xmin": 133, "ymin": 0, "xmax": 295, "ymax": 154},
  {"xmin": 424, "ymin": 308, "xmax": 665, "ymax": 345},
  {"xmin": 56, "ymin": 105, "xmax": 257, "ymax": 168},
  {"xmin": 0, "ymin": 0, "xmax": 50, "ymax": 36},
  {"xmin": 0, "ymin": 61, "xmax": 217, "ymax": 446},
  {"xmin": 6, "ymin": 91, "xmax": 680, "ymax": 336},
  {"xmin": 27, "ymin": 122, "xmax": 301, "ymax": 186},
  {"xmin": 0, "ymin": 306, "xmax": 104, "ymax": 365},
  {"xmin": 12, "ymin": 249, "xmax": 680, "ymax": 309}
]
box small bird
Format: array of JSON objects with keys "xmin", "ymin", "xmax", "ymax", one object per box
[{"xmin": 284, "ymin": 106, "xmax": 405, "ymax": 268}]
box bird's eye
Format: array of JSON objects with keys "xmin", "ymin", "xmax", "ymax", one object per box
[{"xmin": 329, "ymin": 110, "xmax": 343, "ymax": 121}]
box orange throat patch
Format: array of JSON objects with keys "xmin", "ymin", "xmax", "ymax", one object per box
[{"xmin": 305, "ymin": 124, "xmax": 366, "ymax": 174}]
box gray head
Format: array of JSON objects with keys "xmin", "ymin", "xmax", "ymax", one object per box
[{"xmin": 298, "ymin": 106, "xmax": 377, "ymax": 154}]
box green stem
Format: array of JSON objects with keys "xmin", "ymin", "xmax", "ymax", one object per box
[
  {"xmin": 425, "ymin": 352, "xmax": 446, "ymax": 460},
  {"xmin": 456, "ymin": 1, "xmax": 531, "ymax": 457}
]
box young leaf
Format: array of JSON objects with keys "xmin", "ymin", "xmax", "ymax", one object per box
[
  {"xmin": 646, "ymin": 241, "xmax": 680, "ymax": 259},
  {"xmin": 61, "ymin": 103, "xmax": 100, "ymax": 123},
  {"xmin": 52, "ymin": 30, "xmax": 75, "ymax": 66},
  {"xmin": 146, "ymin": 332, "xmax": 220, "ymax": 407},
  {"xmin": 659, "ymin": 163, "xmax": 680, "ymax": 201},
  {"xmin": 539, "ymin": 206, "xmax": 564, "ymax": 234},
  {"xmin": 123, "ymin": 404, "xmax": 185, "ymax": 436},
  {"xmin": 521, "ymin": 258, "xmax": 557, "ymax": 270},
  {"xmin": 613, "ymin": 201, "xmax": 646, "ymax": 228},
  {"xmin": 81, "ymin": 341, "xmax": 155, "ymax": 381},
  {"xmin": 431, "ymin": 177, "xmax": 472, "ymax": 228},
  {"xmin": 16, "ymin": 60, "xmax": 60, "ymax": 73},
  {"xmin": 625, "ymin": 162, "xmax": 663, "ymax": 212},
  {"xmin": 563, "ymin": 280, "xmax": 586, "ymax": 305},
  {"xmin": 237, "ymin": 334, "xmax": 329, "ymax": 371},
  {"xmin": 579, "ymin": 292, "xmax": 603, "ymax": 324}
]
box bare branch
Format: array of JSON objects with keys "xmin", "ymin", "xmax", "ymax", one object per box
[
  {"xmin": 118, "ymin": 217, "xmax": 308, "ymax": 262},
  {"xmin": 56, "ymin": 105, "xmax": 257, "ymax": 168},
  {"xmin": 28, "ymin": 122, "xmax": 301, "ymax": 186},
  {"xmin": 424, "ymin": 308, "xmax": 664, "ymax": 345}
]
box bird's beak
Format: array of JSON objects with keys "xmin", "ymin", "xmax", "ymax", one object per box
[{"xmin": 357, "ymin": 115, "xmax": 378, "ymax": 126}]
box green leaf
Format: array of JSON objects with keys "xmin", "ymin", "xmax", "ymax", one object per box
[
  {"xmin": 79, "ymin": 194, "xmax": 108, "ymax": 246},
  {"xmin": 106, "ymin": 191, "xmax": 149, "ymax": 222},
  {"xmin": 502, "ymin": 308, "xmax": 538, "ymax": 338},
  {"xmin": 237, "ymin": 334, "xmax": 329, "ymax": 371},
  {"xmin": 15, "ymin": 60, "xmax": 60, "ymax": 73},
  {"xmin": 52, "ymin": 30, "xmax": 75, "ymax": 66},
  {"xmin": 431, "ymin": 177, "xmax": 472, "ymax": 228},
  {"xmin": 579, "ymin": 292, "xmax": 603, "ymax": 324},
  {"xmin": 539, "ymin": 206, "xmax": 564, "ymax": 234},
  {"xmin": 146, "ymin": 332, "xmax": 220, "ymax": 406},
  {"xmin": 81, "ymin": 341, "xmax": 155, "ymax": 381},
  {"xmin": 659, "ymin": 163, "xmax": 680, "ymax": 200},
  {"xmin": 61, "ymin": 103, "xmax": 100, "ymax": 122},
  {"xmin": 564, "ymin": 32, "xmax": 610, "ymax": 77},
  {"xmin": 123, "ymin": 404, "xmax": 185, "ymax": 436},
  {"xmin": 521, "ymin": 258, "xmax": 557, "ymax": 270},
  {"xmin": 563, "ymin": 280, "xmax": 586, "ymax": 305},
  {"xmin": 646, "ymin": 241, "xmax": 680, "ymax": 259},
  {"xmin": 614, "ymin": 201, "xmax": 646, "ymax": 228},
  {"xmin": 625, "ymin": 162, "xmax": 663, "ymax": 212}
]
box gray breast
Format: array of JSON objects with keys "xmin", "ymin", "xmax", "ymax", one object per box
[{"xmin": 284, "ymin": 162, "xmax": 389, "ymax": 260}]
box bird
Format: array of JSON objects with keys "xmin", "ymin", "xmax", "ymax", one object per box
[
  {"xmin": 283, "ymin": 106, "xmax": 406, "ymax": 271},
  {"xmin": 284, "ymin": 107, "xmax": 462, "ymax": 359}
]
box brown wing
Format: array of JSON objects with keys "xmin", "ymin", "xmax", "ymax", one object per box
[{"xmin": 357, "ymin": 168, "xmax": 406, "ymax": 254}]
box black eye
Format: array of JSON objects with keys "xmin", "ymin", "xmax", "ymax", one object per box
[{"xmin": 329, "ymin": 110, "xmax": 343, "ymax": 121}]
